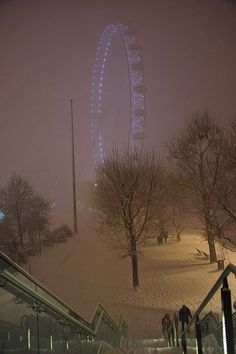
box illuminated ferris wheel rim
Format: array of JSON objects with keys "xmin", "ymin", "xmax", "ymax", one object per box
[{"xmin": 90, "ymin": 23, "xmax": 146, "ymax": 166}]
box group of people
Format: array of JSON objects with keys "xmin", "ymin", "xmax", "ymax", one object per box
[
  {"xmin": 161, "ymin": 304, "xmax": 192, "ymax": 350},
  {"xmin": 157, "ymin": 228, "xmax": 168, "ymax": 245}
]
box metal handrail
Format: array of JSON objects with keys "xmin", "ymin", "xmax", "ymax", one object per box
[
  {"xmin": 89, "ymin": 304, "xmax": 127, "ymax": 348},
  {"xmin": 94, "ymin": 304, "xmax": 127, "ymax": 332},
  {"xmin": 0, "ymin": 250, "xmax": 91, "ymax": 327},
  {"xmin": 0, "ymin": 250, "xmax": 127, "ymax": 343},
  {"xmin": 0, "ymin": 270, "xmax": 95, "ymax": 336},
  {"xmin": 183, "ymin": 263, "xmax": 236, "ymax": 336},
  {"xmin": 200, "ymin": 311, "xmax": 221, "ymax": 331}
]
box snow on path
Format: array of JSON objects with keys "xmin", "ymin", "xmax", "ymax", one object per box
[{"xmin": 29, "ymin": 211, "xmax": 236, "ymax": 339}]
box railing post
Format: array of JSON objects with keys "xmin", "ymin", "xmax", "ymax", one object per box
[
  {"xmin": 221, "ymin": 277, "xmax": 234, "ymax": 354},
  {"xmin": 195, "ymin": 315, "xmax": 203, "ymax": 354}
]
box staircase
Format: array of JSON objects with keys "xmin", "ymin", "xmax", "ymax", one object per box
[
  {"xmin": 74, "ymin": 337, "xmax": 197, "ymax": 353},
  {"xmin": 2, "ymin": 250, "xmax": 231, "ymax": 354}
]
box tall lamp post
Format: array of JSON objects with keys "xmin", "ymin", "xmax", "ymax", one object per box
[{"xmin": 70, "ymin": 99, "xmax": 78, "ymax": 233}]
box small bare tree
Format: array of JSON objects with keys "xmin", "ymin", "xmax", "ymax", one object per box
[
  {"xmin": 0, "ymin": 174, "xmax": 34, "ymax": 248},
  {"xmin": 0, "ymin": 173, "xmax": 51, "ymax": 252},
  {"xmin": 93, "ymin": 149, "xmax": 165, "ymax": 289},
  {"xmin": 168, "ymin": 110, "xmax": 226, "ymax": 263}
]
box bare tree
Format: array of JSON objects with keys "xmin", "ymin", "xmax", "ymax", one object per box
[
  {"xmin": 93, "ymin": 149, "xmax": 165, "ymax": 289},
  {"xmin": 168, "ymin": 111, "xmax": 226, "ymax": 263},
  {"xmin": 0, "ymin": 174, "xmax": 34, "ymax": 248},
  {"xmin": 0, "ymin": 173, "xmax": 51, "ymax": 252}
]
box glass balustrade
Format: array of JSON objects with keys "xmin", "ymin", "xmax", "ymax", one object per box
[
  {"xmin": 0, "ymin": 251, "xmax": 128, "ymax": 353},
  {"xmin": 0, "ymin": 278, "xmax": 84, "ymax": 353}
]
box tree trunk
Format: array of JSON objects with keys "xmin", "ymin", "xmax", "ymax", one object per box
[
  {"xmin": 17, "ymin": 214, "xmax": 24, "ymax": 249},
  {"xmin": 203, "ymin": 200, "xmax": 217, "ymax": 263},
  {"xmin": 208, "ymin": 239, "xmax": 217, "ymax": 263},
  {"xmin": 38, "ymin": 230, "xmax": 41, "ymax": 255},
  {"xmin": 19, "ymin": 230, "xmax": 24, "ymax": 249},
  {"xmin": 131, "ymin": 250, "xmax": 139, "ymax": 289}
]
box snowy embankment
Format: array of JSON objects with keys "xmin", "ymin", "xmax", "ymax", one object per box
[{"xmin": 29, "ymin": 211, "xmax": 236, "ymax": 339}]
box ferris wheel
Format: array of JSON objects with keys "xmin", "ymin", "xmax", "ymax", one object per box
[{"xmin": 90, "ymin": 23, "xmax": 146, "ymax": 166}]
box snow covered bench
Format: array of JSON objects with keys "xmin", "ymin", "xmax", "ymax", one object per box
[
  {"xmin": 196, "ymin": 248, "xmax": 209, "ymax": 259},
  {"xmin": 202, "ymin": 251, "xmax": 209, "ymax": 259}
]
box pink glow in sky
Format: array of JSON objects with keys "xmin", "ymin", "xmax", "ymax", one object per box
[{"xmin": 0, "ymin": 0, "xmax": 236, "ymax": 226}]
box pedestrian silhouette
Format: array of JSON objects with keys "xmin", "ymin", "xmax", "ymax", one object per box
[
  {"xmin": 161, "ymin": 313, "xmax": 173, "ymax": 346},
  {"xmin": 163, "ymin": 229, "xmax": 168, "ymax": 243},
  {"xmin": 179, "ymin": 304, "xmax": 192, "ymax": 332},
  {"xmin": 172, "ymin": 312, "xmax": 179, "ymax": 346},
  {"xmin": 157, "ymin": 233, "xmax": 163, "ymax": 245},
  {"xmin": 157, "ymin": 228, "xmax": 166, "ymax": 245}
]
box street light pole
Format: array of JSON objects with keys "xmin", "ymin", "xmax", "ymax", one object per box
[{"xmin": 70, "ymin": 99, "xmax": 78, "ymax": 234}]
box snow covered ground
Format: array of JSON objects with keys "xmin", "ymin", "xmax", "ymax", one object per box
[{"xmin": 29, "ymin": 211, "xmax": 236, "ymax": 339}]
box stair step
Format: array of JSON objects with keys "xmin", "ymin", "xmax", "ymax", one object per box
[
  {"xmin": 135, "ymin": 338, "xmax": 169, "ymax": 348},
  {"xmin": 143, "ymin": 347, "xmax": 181, "ymax": 353}
]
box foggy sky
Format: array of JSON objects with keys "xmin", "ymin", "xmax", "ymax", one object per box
[{"xmin": 0, "ymin": 0, "xmax": 236, "ymax": 227}]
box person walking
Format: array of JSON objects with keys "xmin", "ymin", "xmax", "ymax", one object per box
[
  {"xmin": 172, "ymin": 312, "xmax": 179, "ymax": 346},
  {"xmin": 157, "ymin": 234, "xmax": 163, "ymax": 245},
  {"xmin": 161, "ymin": 314, "xmax": 173, "ymax": 347},
  {"xmin": 179, "ymin": 305, "xmax": 192, "ymax": 332},
  {"xmin": 163, "ymin": 229, "xmax": 168, "ymax": 243},
  {"xmin": 157, "ymin": 228, "xmax": 165, "ymax": 245}
]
